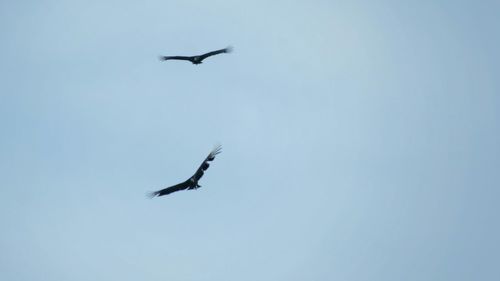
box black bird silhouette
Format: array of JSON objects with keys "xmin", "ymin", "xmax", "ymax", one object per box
[
  {"xmin": 149, "ymin": 145, "xmax": 222, "ymax": 198},
  {"xmin": 158, "ymin": 46, "xmax": 232, "ymax": 65}
]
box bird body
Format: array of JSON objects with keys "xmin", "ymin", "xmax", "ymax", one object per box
[
  {"xmin": 149, "ymin": 145, "xmax": 222, "ymax": 198},
  {"xmin": 159, "ymin": 47, "xmax": 232, "ymax": 65}
]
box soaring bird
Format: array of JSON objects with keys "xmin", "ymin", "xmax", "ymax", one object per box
[
  {"xmin": 158, "ymin": 46, "xmax": 232, "ymax": 65},
  {"xmin": 149, "ymin": 145, "xmax": 222, "ymax": 198}
]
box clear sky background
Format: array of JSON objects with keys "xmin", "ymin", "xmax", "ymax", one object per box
[{"xmin": 1, "ymin": 0, "xmax": 499, "ymax": 280}]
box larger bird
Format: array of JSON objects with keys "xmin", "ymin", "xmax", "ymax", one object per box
[
  {"xmin": 149, "ymin": 145, "xmax": 222, "ymax": 198},
  {"xmin": 159, "ymin": 46, "xmax": 232, "ymax": 65}
]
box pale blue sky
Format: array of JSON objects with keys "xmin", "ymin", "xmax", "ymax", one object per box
[{"xmin": 1, "ymin": 0, "xmax": 499, "ymax": 280}]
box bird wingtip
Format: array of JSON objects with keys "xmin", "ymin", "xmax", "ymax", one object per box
[
  {"xmin": 212, "ymin": 143, "xmax": 222, "ymax": 155},
  {"xmin": 147, "ymin": 191, "xmax": 159, "ymax": 199}
]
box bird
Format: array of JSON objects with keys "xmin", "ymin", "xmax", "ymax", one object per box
[
  {"xmin": 148, "ymin": 145, "xmax": 222, "ymax": 198},
  {"xmin": 158, "ymin": 46, "xmax": 232, "ymax": 65}
]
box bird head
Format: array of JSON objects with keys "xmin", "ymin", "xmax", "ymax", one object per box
[{"xmin": 192, "ymin": 56, "xmax": 202, "ymax": 64}]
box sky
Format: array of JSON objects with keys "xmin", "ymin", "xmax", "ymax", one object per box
[{"xmin": 1, "ymin": 0, "xmax": 499, "ymax": 280}]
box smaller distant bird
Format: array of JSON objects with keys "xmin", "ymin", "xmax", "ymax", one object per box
[
  {"xmin": 158, "ymin": 46, "xmax": 232, "ymax": 65},
  {"xmin": 148, "ymin": 145, "xmax": 222, "ymax": 198}
]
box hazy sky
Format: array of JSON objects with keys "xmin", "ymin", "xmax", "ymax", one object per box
[{"xmin": 1, "ymin": 1, "xmax": 499, "ymax": 280}]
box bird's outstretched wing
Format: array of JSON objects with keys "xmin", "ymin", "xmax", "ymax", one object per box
[
  {"xmin": 148, "ymin": 145, "xmax": 221, "ymax": 199},
  {"xmin": 158, "ymin": 56, "xmax": 194, "ymax": 62},
  {"xmin": 191, "ymin": 144, "xmax": 222, "ymax": 182},
  {"xmin": 199, "ymin": 47, "xmax": 232, "ymax": 61},
  {"xmin": 148, "ymin": 181, "xmax": 190, "ymax": 198}
]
